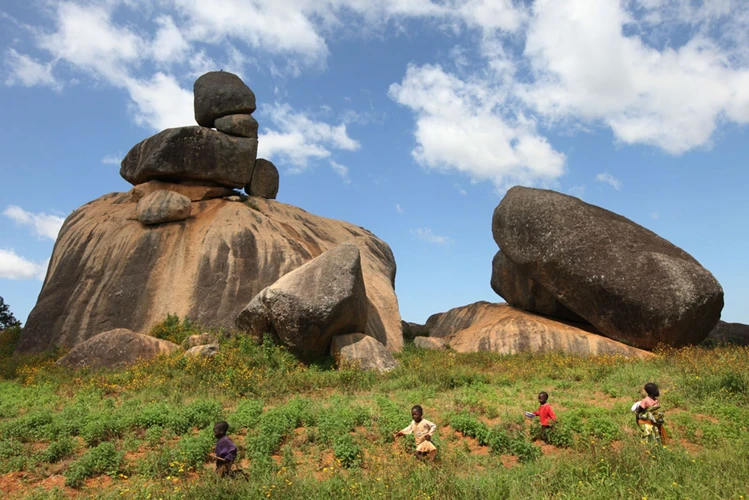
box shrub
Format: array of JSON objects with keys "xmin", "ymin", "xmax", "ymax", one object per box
[
  {"xmin": 64, "ymin": 442, "xmax": 123, "ymax": 488},
  {"xmin": 39, "ymin": 437, "xmax": 75, "ymax": 463},
  {"xmin": 333, "ymin": 434, "xmax": 362, "ymax": 468},
  {"xmin": 228, "ymin": 399, "xmax": 264, "ymax": 431},
  {"xmin": 148, "ymin": 314, "xmax": 200, "ymax": 345}
]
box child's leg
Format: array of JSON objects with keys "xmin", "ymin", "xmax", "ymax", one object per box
[{"xmin": 216, "ymin": 460, "xmax": 231, "ymax": 477}]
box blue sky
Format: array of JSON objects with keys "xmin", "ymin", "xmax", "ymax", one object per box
[{"xmin": 1, "ymin": 0, "xmax": 748, "ymax": 326}]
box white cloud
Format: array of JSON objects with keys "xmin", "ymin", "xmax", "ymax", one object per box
[
  {"xmin": 454, "ymin": 183, "xmax": 467, "ymax": 195},
  {"xmin": 102, "ymin": 154, "xmax": 122, "ymax": 165},
  {"xmin": 124, "ymin": 73, "xmax": 195, "ymax": 130},
  {"xmin": 389, "ymin": 64, "xmax": 566, "ymax": 190},
  {"xmin": 0, "ymin": 249, "xmax": 48, "ymax": 281},
  {"xmin": 595, "ymin": 173, "xmax": 622, "ymax": 190},
  {"xmin": 411, "ymin": 227, "xmax": 454, "ymax": 245},
  {"xmin": 329, "ymin": 160, "xmax": 350, "ymax": 183},
  {"xmin": 395, "ymin": 203, "xmax": 403, "ymax": 214},
  {"xmin": 4, "ymin": 49, "xmax": 61, "ymax": 91},
  {"xmin": 151, "ymin": 16, "xmax": 190, "ymax": 64},
  {"xmin": 259, "ymin": 103, "xmax": 360, "ymax": 170},
  {"xmin": 3, "ymin": 206, "xmax": 65, "ymax": 241}
]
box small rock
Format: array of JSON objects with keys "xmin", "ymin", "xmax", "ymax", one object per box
[
  {"xmin": 413, "ymin": 337, "xmax": 446, "ymax": 350},
  {"xmin": 215, "ymin": 114, "xmax": 258, "ymax": 138},
  {"xmin": 185, "ymin": 344, "xmax": 220, "ymax": 357},
  {"xmin": 131, "ymin": 180, "xmax": 235, "ymax": 202},
  {"xmin": 331, "ymin": 333, "xmax": 399, "ymax": 372},
  {"xmin": 226, "ymin": 195, "xmax": 241, "ymax": 202},
  {"xmin": 136, "ymin": 190, "xmax": 192, "ymax": 225},
  {"xmin": 56, "ymin": 329, "xmax": 179, "ymax": 369},
  {"xmin": 182, "ymin": 333, "xmax": 217, "ymax": 349},
  {"xmin": 194, "ymin": 71, "xmax": 257, "ymax": 127},
  {"xmin": 246, "ymin": 159, "xmax": 279, "ymax": 199}
]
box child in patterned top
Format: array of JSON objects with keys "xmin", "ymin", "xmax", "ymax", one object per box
[{"xmin": 394, "ymin": 405, "xmax": 438, "ymax": 461}]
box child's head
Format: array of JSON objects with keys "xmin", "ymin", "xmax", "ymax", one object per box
[
  {"xmin": 644, "ymin": 383, "xmax": 659, "ymax": 399},
  {"xmin": 538, "ymin": 391, "xmax": 549, "ymax": 404},
  {"xmin": 213, "ymin": 421, "xmax": 229, "ymax": 439},
  {"xmin": 411, "ymin": 405, "xmax": 423, "ymax": 422}
]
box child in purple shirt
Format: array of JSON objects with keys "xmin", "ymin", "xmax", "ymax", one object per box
[{"xmin": 212, "ymin": 421, "xmax": 237, "ymax": 477}]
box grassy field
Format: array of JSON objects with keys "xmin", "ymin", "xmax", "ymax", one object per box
[{"xmin": 1, "ymin": 318, "xmax": 748, "ymax": 499}]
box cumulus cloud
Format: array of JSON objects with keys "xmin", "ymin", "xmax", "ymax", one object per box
[
  {"xmin": 3, "ymin": 206, "xmax": 65, "ymax": 241},
  {"xmin": 0, "ymin": 249, "xmax": 48, "ymax": 280},
  {"xmin": 4, "ymin": 49, "xmax": 61, "ymax": 91},
  {"xmin": 259, "ymin": 103, "xmax": 360, "ymax": 170},
  {"xmin": 411, "ymin": 227, "xmax": 454, "ymax": 245},
  {"xmin": 595, "ymin": 173, "xmax": 622, "ymax": 190}
]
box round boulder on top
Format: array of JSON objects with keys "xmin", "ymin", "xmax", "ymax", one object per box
[
  {"xmin": 493, "ymin": 186, "xmax": 724, "ymax": 350},
  {"xmin": 136, "ymin": 190, "xmax": 192, "ymax": 225},
  {"xmin": 246, "ymin": 158, "xmax": 279, "ymax": 199},
  {"xmin": 214, "ymin": 114, "xmax": 259, "ymax": 138},
  {"xmin": 194, "ymin": 71, "xmax": 257, "ymax": 127}
]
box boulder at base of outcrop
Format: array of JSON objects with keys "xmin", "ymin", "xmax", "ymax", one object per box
[
  {"xmin": 194, "ymin": 71, "xmax": 257, "ymax": 127},
  {"xmin": 131, "ymin": 180, "xmax": 235, "ymax": 202},
  {"xmin": 246, "ymin": 159, "xmax": 279, "ymax": 199},
  {"xmin": 402, "ymin": 321, "xmax": 430, "ymax": 341},
  {"xmin": 136, "ymin": 190, "xmax": 192, "ymax": 225},
  {"xmin": 214, "ymin": 114, "xmax": 259, "ymax": 138},
  {"xmin": 236, "ymin": 243, "xmax": 368, "ymax": 359},
  {"xmin": 17, "ymin": 194, "xmax": 402, "ymax": 355},
  {"xmin": 413, "ymin": 337, "xmax": 446, "ymax": 350},
  {"xmin": 120, "ymin": 126, "xmax": 258, "ymax": 188},
  {"xmin": 182, "ymin": 333, "xmax": 217, "ymax": 349},
  {"xmin": 493, "ymin": 186, "xmax": 724, "ymax": 350},
  {"xmin": 440, "ymin": 302, "xmax": 651, "ymax": 358},
  {"xmin": 705, "ymin": 321, "xmax": 749, "ymax": 346},
  {"xmin": 185, "ymin": 344, "xmax": 219, "ymax": 357},
  {"xmin": 331, "ymin": 333, "xmax": 399, "ymax": 372},
  {"xmin": 56, "ymin": 329, "xmax": 179, "ymax": 369},
  {"xmin": 491, "ymin": 250, "xmax": 585, "ymax": 323}
]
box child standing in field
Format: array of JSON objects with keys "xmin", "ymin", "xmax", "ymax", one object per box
[
  {"xmin": 394, "ymin": 405, "xmax": 438, "ymax": 461},
  {"xmin": 632, "ymin": 382, "xmax": 667, "ymax": 444},
  {"xmin": 211, "ymin": 421, "xmax": 237, "ymax": 477},
  {"xmin": 525, "ymin": 391, "xmax": 557, "ymax": 442}
]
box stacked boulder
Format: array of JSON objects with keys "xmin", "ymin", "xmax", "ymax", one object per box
[{"xmin": 120, "ymin": 71, "xmax": 280, "ymax": 229}]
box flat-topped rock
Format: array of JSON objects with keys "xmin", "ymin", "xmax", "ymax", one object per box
[
  {"xmin": 215, "ymin": 114, "xmax": 258, "ymax": 138},
  {"xmin": 246, "ymin": 158, "xmax": 279, "ymax": 199},
  {"xmin": 120, "ymin": 126, "xmax": 257, "ymax": 188},
  {"xmin": 56, "ymin": 329, "xmax": 179, "ymax": 369},
  {"xmin": 194, "ymin": 71, "xmax": 256, "ymax": 127},
  {"xmin": 136, "ymin": 190, "xmax": 192, "ymax": 225}
]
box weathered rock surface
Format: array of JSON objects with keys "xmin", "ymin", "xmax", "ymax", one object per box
[
  {"xmin": 236, "ymin": 243, "xmax": 368, "ymax": 358},
  {"xmin": 331, "ymin": 333, "xmax": 399, "ymax": 372},
  {"xmin": 402, "ymin": 321, "xmax": 430, "ymax": 340},
  {"xmin": 185, "ymin": 344, "xmax": 220, "ymax": 357},
  {"xmin": 705, "ymin": 321, "xmax": 749, "ymax": 346},
  {"xmin": 131, "ymin": 180, "xmax": 235, "ymax": 202},
  {"xmin": 182, "ymin": 333, "xmax": 217, "ymax": 349},
  {"xmin": 493, "ymin": 186, "xmax": 723, "ymax": 349},
  {"xmin": 491, "ymin": 250, "xmax": 585, "ymax": 323},
  {"xmin": 56, "ymin": 329, "xmax": 179, "ymax": 369},
  {"xmin": 120, "ymin": 126, "xmax": 258, "ymax": 188},
  {"xmin": 413, "ymin": 336, "xmax": 446, "ymax": 350},
  {"xmin": 194, "ymin": 71, "xmax": 257, "ymax": 127},
  {"xmin": 17, "ymin": 195, "xmax": 402, "ymax": 354},
  {"xmin": 247, "ymin": 159, "xmax": 279, "ymax": 199},
  {"xmin": 136, "ymin": 190, "xmax": 192, "ymax": 225},
  {"xmin": 214, "ymin": 114, "xmax": 259, "ymax": 138},
  {"xmin": 439, "ymin": 302, "xmax": 651, "ymax": 358}
]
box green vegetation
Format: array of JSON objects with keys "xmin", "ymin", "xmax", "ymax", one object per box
[{"xmin": 0, "ymin": 316, "xmax": 748, "ymax": 498}]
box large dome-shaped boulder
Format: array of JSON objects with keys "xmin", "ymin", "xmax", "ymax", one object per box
[
  {"xmin": 490, "ymin": 250, "xmax": 585, "ymax": 323},
  {"xmin": 120, "ymin": 126, "xmax": 258, "ymax": 188},
  {"xmin": 492, "ymin": 187, "xmax": 723, "ymax": 350},
  {"xmin": 194, "ymin": 71, "xmax": 257, "ymax": 127},
  {"xmin": 236, "ymin": 243, "xmax": 368, "ymax": 359},
  {"xmin": 436, "ymin": 302, "xmax": 650, "ymax": 358},
  {"xmin": 56, "ymin": 329, "xmax": 179, "ymax": 369},
  {"xmin": 16, "ymin": 195, "xmax": 403, "ymax": 354}
]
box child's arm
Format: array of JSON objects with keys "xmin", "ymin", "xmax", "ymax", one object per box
[
  {"xmin": 423, "ymin": 420, "xmax": 437, "ymax": 441},
  {"xmin": 548, "ymin": 406, "xmax": 557, "ymax": 422},
  {"xmin": 394, "ymin": 421, "xmax": 414, "ymax": 438}
]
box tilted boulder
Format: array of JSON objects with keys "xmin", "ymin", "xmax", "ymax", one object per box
[
  {"xmin": 56, "ymin": 329, "xmax": 179, "ymax": 369},
  {"xmin": 131, "ymin": 180, "xmax": 235, "ymax": 202},
  {"xmin": 214, "ymin": 114, "xmax": 259, "ymax": 138},
  {"xmin": 15, "ymin": 195, "xmax": 403, "ymax": 354},
  {"xmin": 194, "ymin": 71, "xmax": 257, "ymax": 127},
  {"xmin": 331, "ymin": 333, "xmax": 399, "ymax": 372},
  {"xmin": 120, "ymin": 126, "xmax": 257, "ymax": 188},
  {"xmin": 246, "ymin": 158, "xmax": 279, "ymax": 199},
  {"xmin": 136, "ymin": 190, "xmax": 192, "ymax": 225},
  {"xmin": 490, "ymin": 250, "xmax": 585, "ymax": 323},
  {"xmin": 236, "ymin": 243, "xmax": 368, "ymax": 359},
  {"xmin": 493, "ymin": 187, "xmax": 723, "ymax": 350},
  {"xmin": 438, "ymin": 302, "xmax": 651, "ymax": 358}
]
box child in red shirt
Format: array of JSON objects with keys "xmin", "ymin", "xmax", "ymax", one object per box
[{"xmin": 525, "ymin": 391, "xmax": 557, "ymax": 441}]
